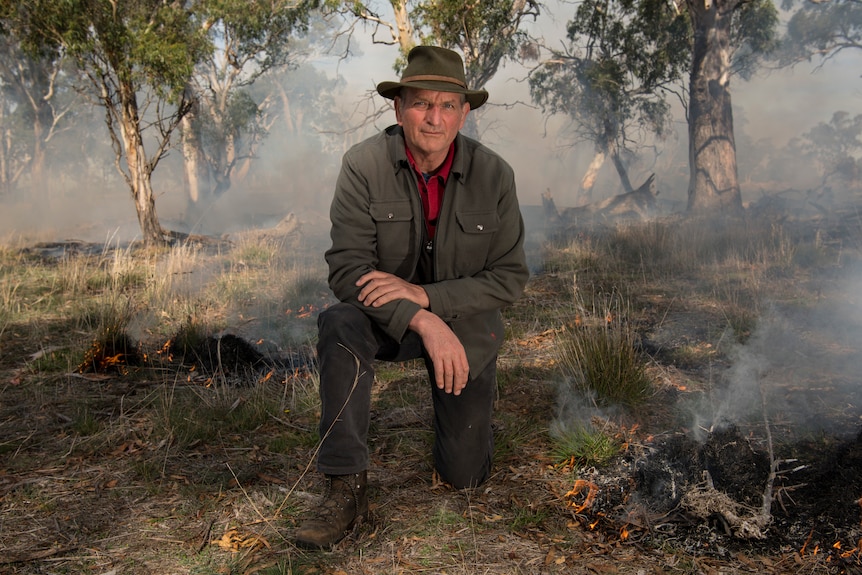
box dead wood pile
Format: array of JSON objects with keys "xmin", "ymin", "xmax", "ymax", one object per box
[
  {"xmin": 164, "ymin": 213, "xmax": 301, "ymax": 247},
  {"xmin": 225, "ymin": 212, "xmax": 300, "ymax": 243},
  {"xmin": 544, "ymin": 174, "xmax": 658, "ymax": 228}
]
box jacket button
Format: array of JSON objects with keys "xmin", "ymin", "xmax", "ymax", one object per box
[
  {"xmin": 388, "ymin": 213, "xmax": 394, "ymax": 219},
  {"xmin": 476, "ymin": 224, "xmax": 484, "ymax": 231}
]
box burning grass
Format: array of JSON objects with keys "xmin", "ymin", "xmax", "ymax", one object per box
[{"xmin": 1, "ymin": 209, "xmax": 862, "ymax": 574}]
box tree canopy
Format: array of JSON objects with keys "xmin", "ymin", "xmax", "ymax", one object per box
[
  {"xmin": 528, "ymin": 0, "xmax": 690, "ymax": 197},
  {"xmin": 527, "ymin": 0, "xmax": 777, "ymax": 211},
  {"xmin": 181, "ymin": 0, "xmax": 318, "ymax": 205},
  {"xmin": 780, "ymin": 0, "xmax": 862, "ymax": 66}
]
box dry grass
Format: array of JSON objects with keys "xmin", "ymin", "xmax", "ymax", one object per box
[{"xmin": 1, "ymin": 209, "xmax": 860, "ymax": 574}]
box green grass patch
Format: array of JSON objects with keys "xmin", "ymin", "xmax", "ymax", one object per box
[{"xmin": 550, "ymin": 422, "xmax": 621, "ymax": 467}]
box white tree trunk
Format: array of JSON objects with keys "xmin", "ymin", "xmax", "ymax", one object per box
[
  {"xmin": 181, "ymin": 114, "xmax": 204, "ymax": 203},
  {"xmin": 118, "ymin": 83, "xmax": 164, "ymax": 245},
  {"xmin": 580, "ymin": 149, "xmax": 606, "ymax": 204}
]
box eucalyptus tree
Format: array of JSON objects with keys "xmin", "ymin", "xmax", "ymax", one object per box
[
  {"xmin": 528, "ymin": 0, "xmax": 777, "ymax": 212},
  {"xmin": 686, "ymin": 0, "xmax": 778, "ymax": 212},
  {"xmin": 1, "ymin": 0, "xmax": 210, "ymax": 245},
  {"xmin": 181, "ymin": 0, "xmax": 318, "ymax": 206},
  {"xmin": 0, "ymin": 27, "xmax": 79, "ymax": 196},
  {"xmin": 528, "ymin": 0, "xmax": 690, "ymax": 200},
  {"xmin": 0, "ymin": 36, "xmax": 33, "ymax": 194},
  {"xmin": 802, "ymin": 111, "xmax": 862, "ymax": 190}
]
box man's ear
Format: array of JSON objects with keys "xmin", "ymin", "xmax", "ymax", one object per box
[
  {"xmin": 459, "ymin": 101, "xmax": 470, "ymax": 130},
  {"xmin": 394, "ymin": 96, "xmax": 403, "ymax": 125}
]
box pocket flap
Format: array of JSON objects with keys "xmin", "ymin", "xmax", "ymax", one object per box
[
  {"xmin": 371, "ymin": 200, "xmax": 413, "ymax": 222},
  {"xmin": 456, "ymin": 211, "xmax": 499, "ymax": 234}
]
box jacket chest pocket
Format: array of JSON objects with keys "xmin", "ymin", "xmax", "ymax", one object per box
[
  {"xmin": 370, "ymin": 200, "xmax": 415, "ymax": 268},
  {"xmin": 454, "ymin": 211, "xmax": 499, "ymax": 271}
]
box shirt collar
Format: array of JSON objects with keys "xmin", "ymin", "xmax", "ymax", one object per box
[{"xmin": 404, "ymin": 141, "xmax": 456, "ymax": 183}]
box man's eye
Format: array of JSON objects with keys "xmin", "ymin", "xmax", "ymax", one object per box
[{"xmin": 414, "ymin": 101, "xmax": 430, "ymax": 110}]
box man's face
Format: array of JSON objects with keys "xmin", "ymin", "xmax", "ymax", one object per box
[{"xmin": 395, "ymin": 88, "xmax": 470, "ymax": 167}]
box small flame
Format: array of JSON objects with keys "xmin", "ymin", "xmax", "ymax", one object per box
[
  {"xmin": 565, "ymin": 479, "xmax": 598, "ymax": 514},
  {"xmin": 285, "ymin": 304, "xmax": 320, "ymax": 319},
  {"xmin": 800, "ymin": 529, "xmax": 814, "ymax": 557},
  {"xmin": 839, "ymin": 539, "xmax": 862, "ymax": 558}
]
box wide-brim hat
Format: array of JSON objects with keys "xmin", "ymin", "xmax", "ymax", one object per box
[{"xmin": 376, "ymin": 46, "xmax": 489, "ymax": 110}]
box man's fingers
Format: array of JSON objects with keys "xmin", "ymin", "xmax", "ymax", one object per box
[
  {"xmin": 409, "ymin": 309, "xmax": 469, "ymax": 395},
  {"xmin": 452, "ymin": 362, "xmax": 468, "ymax": 396},
  {"xmin": 358, "ymin": 272, "xmax": 430, "ymax": 309},
  {"xmin": 359, "ymin": 280, "xmax": 394, "ymax": 306},
  {"xmin": 433, "ymin": 356, "xmax": 469, "ymax": 395},
  {"xmin": 358, "ymin": 275, "xmax": 404, "ymax": 307},
  {"xmin": 435, "ymin": 359, "xmax": 453, "ymax": 393}
]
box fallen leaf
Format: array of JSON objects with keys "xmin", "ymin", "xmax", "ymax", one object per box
[{"xmin": 211, "ymin": 529, "xmax": 269, "ymax": 553}]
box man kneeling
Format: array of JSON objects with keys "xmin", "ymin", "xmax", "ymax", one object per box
[{"xmin": 295, "ymin": 45, "xmax": 528, "ymax": 548}]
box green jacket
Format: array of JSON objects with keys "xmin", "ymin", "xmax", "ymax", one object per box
[{"xmin": 325, "ymin": 125, "xmax": 529, "ymax": 377}]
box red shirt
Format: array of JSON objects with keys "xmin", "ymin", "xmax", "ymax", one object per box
[{"xmin": 405, "ymin": 142, "xmax": 455, "ymax": 239}]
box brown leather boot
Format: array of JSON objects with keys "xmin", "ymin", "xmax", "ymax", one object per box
[{"xmin": 295, "ymin": 471, "xmax": 368, "ymax": 548}]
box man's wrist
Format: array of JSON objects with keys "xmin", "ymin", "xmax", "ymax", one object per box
[
  {"xmin": 417, "ymin": 285, "xmax": 430, "ymax": 309},
  {"xmin": 408, "ymin": 308, "xmax": 439, "ymax": 334}
]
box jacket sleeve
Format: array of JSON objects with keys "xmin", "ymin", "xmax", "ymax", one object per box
[
  {"xmin": 423, "ymin": 150, "xmax": 529, "ymax": 320},
  {"xmin": 325, "ymin": 147, "xmax": 421, "ymax": 341}
]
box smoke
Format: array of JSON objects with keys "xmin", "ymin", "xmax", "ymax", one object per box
[
  {"xmin": 697, "ymin": 263, "xmax": 862, "ymax": 441},
  {"xmin": 2, "ymin": 34, "xmax": 860, "ymax": 243}
]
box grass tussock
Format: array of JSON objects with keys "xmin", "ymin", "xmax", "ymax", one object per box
[{"xmin": 556, "ymin": 288, "xmax": 652, "ymax": 409}]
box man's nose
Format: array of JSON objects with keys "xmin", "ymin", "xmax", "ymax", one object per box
[{"xmin": 425, "ymin": 105, "xmax": 442, "ymax": 123}]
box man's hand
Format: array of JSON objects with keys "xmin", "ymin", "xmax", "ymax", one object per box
[
  {"xmin": 357, "ymin": 270, "xmax": 430, "ymax": 309},
  {"xmin": 408, "ymin": 309, "xmax": 469, "ymax": 395}
]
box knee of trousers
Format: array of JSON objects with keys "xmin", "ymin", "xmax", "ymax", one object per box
[
  {"xmin": 317, "ymin": 304, "xmax": 377, "ymax": 359},
  {"xmin": 434, "ymin": 427, "xmax": 494, "ymax": 489}
]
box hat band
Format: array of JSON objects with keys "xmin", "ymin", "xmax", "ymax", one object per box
[{"xmin": 401, "ymin": 74, "xmax": 467, "ymax": 89}]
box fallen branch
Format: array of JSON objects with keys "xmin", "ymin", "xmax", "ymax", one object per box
[
  {"xmin": 681, "ymin": 471, "xmax": 770, "ymax": 539},
  {"xmin": 683, "ymin": 384, "xmax": 807, "ymax": 539}
]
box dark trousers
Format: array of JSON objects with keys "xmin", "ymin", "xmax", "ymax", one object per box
[{"xmin": 315, "ymin": 303, "xmax": 496, "ymax": 488}]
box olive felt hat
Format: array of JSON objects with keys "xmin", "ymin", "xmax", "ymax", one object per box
[{"xmin": 376, "ymin": 46, "xmax": 489, "ymax": 110}]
